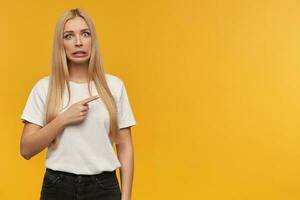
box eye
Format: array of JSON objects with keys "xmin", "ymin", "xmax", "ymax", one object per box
[
  {"xmin": 64, "ymin": 34, "xmax": 73, "ymax": 40},
  {"xmin": 82, "ymin": 32, "xmax": 91, "ymax": 37}
]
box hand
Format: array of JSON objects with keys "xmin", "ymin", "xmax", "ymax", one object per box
[{"xmin": 59, "ymin": 95, "xmax": 100, "ymax": 126}]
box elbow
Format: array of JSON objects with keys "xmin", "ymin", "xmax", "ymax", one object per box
[
  {"xmin": 22, "ymin": 154, "xmax": 31, "ymax": 160},
  {"xmin": 20, "ymin": 151, "xmax": 31, "ymax": 160},
  {"xmin": 20, "ymin": 144, "xmax": 32, "ymax": 160}
]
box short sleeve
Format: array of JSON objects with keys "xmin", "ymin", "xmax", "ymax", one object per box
[
  {"xmin": 117, "ymin": 81, "xmax": 137, "ymax": 129},
  {"xmin": 20, "ymin": 81, "xmax": 46, "ymax": 127}
]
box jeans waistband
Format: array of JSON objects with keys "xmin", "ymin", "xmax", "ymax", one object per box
[{"xmin": 46, "ymin": 168, "xmax": 116, "ymax": 181}]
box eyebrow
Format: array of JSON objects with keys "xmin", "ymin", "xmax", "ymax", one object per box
[{"xmin": 63, "ymin": 28, "xmax": 90, "ymax": 34}]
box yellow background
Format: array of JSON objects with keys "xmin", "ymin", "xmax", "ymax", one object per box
[{"xmin": 1, "ymin": 0, "xmax": 300, "ymax": 199}]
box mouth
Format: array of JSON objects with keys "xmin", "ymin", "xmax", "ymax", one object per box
[{"xmin": 72, "ymin": 50, "xmax": 88, "ymax": 57}]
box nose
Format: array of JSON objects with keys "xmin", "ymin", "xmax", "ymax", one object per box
[{"xmin": 75, "ymin": 35, "xmax": 83, "ymax": 46}]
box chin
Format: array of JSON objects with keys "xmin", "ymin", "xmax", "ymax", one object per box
[
  {"xmin": 73, "ymin": 59, "xmax": 89, "ymax": 63},
  {"xmin": 67, "ymin": 57, "xmax": 90, "ymax": 64}
]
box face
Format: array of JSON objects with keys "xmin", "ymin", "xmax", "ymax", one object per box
[{"xmin": 63, "ymin": 16, "xmax": 92, "ymax": 65}]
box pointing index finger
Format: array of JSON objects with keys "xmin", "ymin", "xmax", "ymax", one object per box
[{"xmin": 80, "ymin": 95, "xmax": 100, "ymax": 105}]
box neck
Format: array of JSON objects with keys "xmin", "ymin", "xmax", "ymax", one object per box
[{"xmin": 68, "ymin": 62, "xmax": 89, "ymax": 82}]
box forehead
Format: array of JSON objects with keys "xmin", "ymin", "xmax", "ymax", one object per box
[{"xmin": 64, "ymin": 17, "xmax": 89, "ymax": 31}]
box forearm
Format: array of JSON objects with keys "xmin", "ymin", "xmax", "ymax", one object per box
[
  {"xmin": 117, "ymin": 143, "xmax": 134, "ymax": 200},
  {"xmin": 21, "ymin": 116, "xmax": 66, "ymax": 160}
]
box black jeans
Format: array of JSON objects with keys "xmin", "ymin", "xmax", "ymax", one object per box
[{"xmin": 40, "ymin": 168, "xmax": 121, "ymax": 200}]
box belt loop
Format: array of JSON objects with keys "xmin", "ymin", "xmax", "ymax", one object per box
[
  {"xmin": 78, "ymin": 175, "xmax": 84, "ymax": 183},
  {"xmin": 92, "ymin": 175, "xmax": 98, "ymax": 182},
  {"xmin": 58, "ymin": 171, "xmax": 64, "ymax": 180}
]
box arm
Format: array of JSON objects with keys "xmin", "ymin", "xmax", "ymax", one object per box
[
  {"xmin": 116, "ymin": 127, "xmax": 134, "ymax": 200},
  {"xmin": 20, "ymin": 115, "xmax": 66, "ymax": 160},
  {"xmin": 20, "ymin": 95, "xmax": 99, "ymax": 160}
]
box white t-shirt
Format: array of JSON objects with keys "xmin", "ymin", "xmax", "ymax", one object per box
[{"xmin": 20, "ymin": 73, "xmax": 137, "ymax": 175}]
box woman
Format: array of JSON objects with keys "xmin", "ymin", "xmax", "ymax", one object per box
[{"xmin": 20, "ymin": 8, "xmax": 136, "ymax": 200}]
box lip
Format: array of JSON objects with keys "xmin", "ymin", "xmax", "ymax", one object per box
[
  {"xmin": 72, "ymin": 50, "xmax": 87, "ymax": 54},
  {"xmin": 72, "ymin": 50, "xmax": 88, "ymax": 57}
]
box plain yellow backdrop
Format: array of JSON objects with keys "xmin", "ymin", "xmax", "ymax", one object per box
[{"xmin": 1, "ymin": 0, "xmax": 300, "ymax": 199}]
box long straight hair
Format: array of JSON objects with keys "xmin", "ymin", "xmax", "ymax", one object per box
[{"xmin": 45, "ymin": 8, "xmax": 120, "ymax": 150}]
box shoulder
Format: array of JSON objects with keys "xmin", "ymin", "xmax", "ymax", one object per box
[
  {"xmin": 32, "ymin": 75, "xmax": 48, "ymax": 86},
  {"xmin": 31, "ymin": 75, "xmax": 49, "ymax": 97},
  {"xmin": 105, "ymin": 73, "xmax": 124, "ymax": 85},
  {"xmin": 105, "ymin": 73, "xmax": 124, "ymax": 92},
  {"xmin": 105, "ymin": 73, "xmax": 127, "ymax": 101}
]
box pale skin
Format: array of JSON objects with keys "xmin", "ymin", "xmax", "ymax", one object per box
[{"xmin": 20, "ymin": 16, "xmax": 134, "ymax": 200}]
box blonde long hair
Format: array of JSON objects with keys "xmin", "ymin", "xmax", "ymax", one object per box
[{"xmin": 45, "ymin": 8, "xmax": 120, "ymax": 149}]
